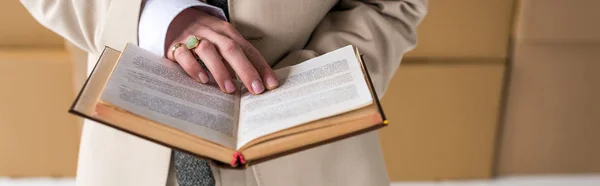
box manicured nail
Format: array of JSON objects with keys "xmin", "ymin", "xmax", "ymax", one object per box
[
  {"xmin": 252, "ymin": 80, "xmax": 265, "ymax": 94},
  {"xmin": 198, "ymin": 72, "xmax": 209, "ymax": 83},
  {"xmin": 224, "ymin": 79, "xmax": 236, "ymax": 93},
  {"xmin": 266, "ymin": 77, "xmax": 279, "ymax": 89}
]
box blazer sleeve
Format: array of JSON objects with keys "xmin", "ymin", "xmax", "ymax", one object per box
[
  {"xmin": 274, "ymin": 0, "xmax": 428, "ymax": 97},
  {"xmin": 20, "ymin": 0, "xmax": 141, "ymax": 54}
]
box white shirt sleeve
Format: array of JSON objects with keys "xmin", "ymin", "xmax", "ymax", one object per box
[{"xmin": 138, "ymin": 0, "xmax": 227, "ymax": 56}]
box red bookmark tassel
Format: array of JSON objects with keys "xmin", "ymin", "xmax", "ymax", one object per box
[
  {"xmin": 231, "ymin": 152, "xmax": 239, "ymax": 167},
  {"xmin": 230, "ymin": 152, "xmax": 247, "ymax": 167},
  {"xmin": 238, "ymin": 152, "xmax": 247, "ymax": 164}
]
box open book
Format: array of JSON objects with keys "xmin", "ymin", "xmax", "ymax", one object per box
[{"xmin": 70, "ymin": 44, "xmax": 387, "ymax": 167}]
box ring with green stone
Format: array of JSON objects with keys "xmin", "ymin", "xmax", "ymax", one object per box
[{"xmin": 185, "ymin": 35, "xmax": 201, "ymax": 49}]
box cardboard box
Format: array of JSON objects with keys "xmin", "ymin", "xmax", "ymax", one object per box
[
  {"xmin": 405, "ymin": 0, "xmax": 516, "ymax": 59},
  {"xmin": 0, "ymin": 1, "xmax": 63, "ymax": 48},
  {"xmin": 380, "ymin": 62, "xmax": 505, "ymax": 181},
  {"xmin": 498, "ymin": 0, "xmax": 600, "ymax": 175},
  {"xmin": 498, "ymin": 44, "xmax": 600, "ymax": 175},
  {"xmin": 515, "ymin": 0, "xmax": 600, "ymax": 43},
  {"xmin": 0, "ymin": 50, "xmax": 80, "ymax": 177}
]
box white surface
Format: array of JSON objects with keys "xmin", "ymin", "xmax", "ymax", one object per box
[
  {"xmin": 0, "ymin": 178, "xmax": 74, "ymax": 186},
  {"xmin": 1, "ymin": 175, "xmax": 599, "ymax": 186},
  {"xmin": 391, "ymin": 175, "xmax": 600, "ymax": 186}
]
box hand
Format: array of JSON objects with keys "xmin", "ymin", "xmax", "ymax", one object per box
[{"xmin": 165, "ymin": 8, "xmax": 278, "ymax": 94}]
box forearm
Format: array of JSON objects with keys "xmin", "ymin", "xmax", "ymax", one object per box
[{"xmin": 20, "ymin": 0, "xmax": 125, "ymax": 54}]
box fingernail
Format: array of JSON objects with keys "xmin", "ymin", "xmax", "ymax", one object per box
[
  {"xmin": 266, "ymin": 77, "xmax": 279, "ymax": 89},
  {"xmin": 252, "ymin": 80, "xmax": 265, "ymax": 94},
  {"xmin": 224, "ymin": 79, "xmax": 236, "ymax": 93},
  {"xmin": 198, "ymin": 72, "xmax": 209, "ymax": 83}
]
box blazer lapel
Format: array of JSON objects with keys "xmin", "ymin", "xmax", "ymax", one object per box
[{"xmin": 94, "ymin": 0, "xmax": 172, "ymax": 184}]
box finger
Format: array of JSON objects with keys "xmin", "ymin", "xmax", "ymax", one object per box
[
  {"xmin": 193, "ymin": 39, "xmax": 237, "ymax": 93},
  {"xmin": 197, "ymin": 28, "xmax": 266, "ymax": 94},
  {"xmin": 170, "ymin": 43, "xmax": 209, "ymax": 83},
  {"xmin": 214, "ymin": 22, "xmax": 279, "ymax": 90},
  {"xmin": 222, "ymin": 61, "xmax": 236, "ymax": 79}
]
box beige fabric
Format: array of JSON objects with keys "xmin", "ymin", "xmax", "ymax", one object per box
[{"xmin": 20, "ymin": 0, "xmax": 427, "ymax": 185}]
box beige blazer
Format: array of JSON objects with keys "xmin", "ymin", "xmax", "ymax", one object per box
[{"xmin": 21, "ymin": 0, "xmax": 427, "ymax": 185}]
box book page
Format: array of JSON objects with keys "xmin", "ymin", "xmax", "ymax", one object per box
[
  {"xmin": 236, "ymin": 46, "xmax": 373, "ymax": 149},
  {"xmin": 100, "ymin": 44, "xmax": 238, "ymax": 148}
]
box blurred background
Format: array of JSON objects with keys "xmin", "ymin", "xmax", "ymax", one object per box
[{"xmin": 1, "ymin": 0, "xmax": 599, "ymax": 185}]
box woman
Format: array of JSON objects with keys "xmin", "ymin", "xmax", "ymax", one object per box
[{"xmin": 21, "ymin": 0, "xmax": 427, "ymax": 185}]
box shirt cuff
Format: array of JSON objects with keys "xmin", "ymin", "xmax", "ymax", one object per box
[{"xmin": 139, "ymin": 0, "xmax": 227, "ymax": 56}]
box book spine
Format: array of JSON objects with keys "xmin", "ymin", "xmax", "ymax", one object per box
[{"xmin": 230, "ymin": 151, "xmax": 247, "ymax": 167}]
